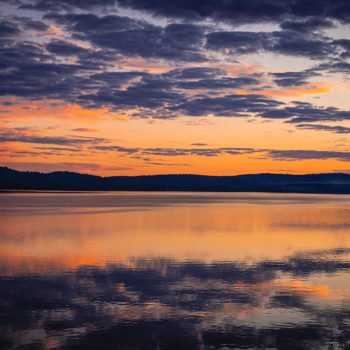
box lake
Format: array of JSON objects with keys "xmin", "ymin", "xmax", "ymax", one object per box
[{"xmin": 0, "ymin": 192, "xmax": 350, "ymax": 350}]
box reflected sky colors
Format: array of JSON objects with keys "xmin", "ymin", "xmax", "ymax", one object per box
[{"xmin": 1, "ymin": 192, "xmax": 350, "ymax": 349}]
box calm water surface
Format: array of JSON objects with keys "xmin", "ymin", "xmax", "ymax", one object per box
[{"xmin": 1, "ymin": 192, "xmax": 350, "ymax": 350}]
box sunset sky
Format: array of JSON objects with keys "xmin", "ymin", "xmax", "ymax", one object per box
[{"xmin": 1, "ymin": 0, "xmax": 350, "ymax": 175}]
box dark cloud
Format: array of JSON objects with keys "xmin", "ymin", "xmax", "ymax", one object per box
[
  {"xmin": 279, "ymin": 17, "xmax": 335, "ymax": 31},
  {"xmin": 296, "ymin": 123, "xmax": 350, "ymax": 134},
  {"xmin": 143, "ymin": 147, "xmax": 254, "ymax": 157},
  {"xmin": 206, "ymin": 30, "xmax": 336, "ymax": 59},
  {"xmin": 93, "ymin": 145, "xmax": 139, "ymax": 154},
  {"xmin": 94, "ymin": 144, "xmax": 350, "ymax": 163},
  {"xmin": 46, "ymin": 13, "xmax": 141, "ymax": 33},
  {"xmin": 267, "ymin": 149, "xmax": 350, "ymax": 162},
  {"xmin": 70, "ymin": 128, "xmax": 97, "ymax": 132},
  {"xmin": 0, "ymin": 40, "xmax": 107, "ymax": 99},
  {"xmin": 93, "ymin": 70, "xmax": 147, "ymax": 81},
  {"xmin": 0, "ymin": 40, "xmax": 349, "ymax": 126},
  {"xmin": 261, "ymin": 102, "xmax": 350, "ymax": 123},
  {"xmin": 0, "ymin": 2, "xmax": 349, "ymax": 129},
  {"xmin": 34, "ymin": 146, "xmax": 81, "ymax": 152},
  {"xmin": 81, "ymin": 82, "xmax": 183, "ymax": 111},
  {"xmin": 335, "ymin": 39, "xmax": 350, "ymax": 52},
  {"xmin": 0, "ymin": 41, "xmax": 50, "ymax": 69},
  {"xmin": 3, "ymin": 128, "xmax": 350, "ymax": 162},
  {"xmin": 317, "ymin": 61, "xmax": 350, "ymax": 73},
  {"xmin": 75, "ymin": 68, "xmax": 264, "ymax": 113},
  {"xmin": 172, "ymin": 94, "xmax": 282, "ymax": 117},
  {"xmin": 0, "ymin": 129, "xmax": 108, "ymax": 146},
  {"xmin": 20, "ymin": 17, "xmax": 48, "ymax": 31},
  {"xmin": 161, "ymin": 67, "xmax": 261, "ymax": 91},
  {"xmin": 8, "ymin": 0, "xmax": 350, "ymax": 27},
  {"xmin": 18, "ymin": 0, "xmax": 117, "ymax": 11},
  {"xmin": 115, "ymin": 0, "xmax": 350, "ymax": 24},
  {"xmin": 0, "ymin": 37, "xmax": 267, "ymax": 114},
  {"xmin": 94, "ymin": 145, "xmax": 255, "ymax": 157},
  {"xmin": 46, "ymin": 40, "xmax": 89, "ymax": 56},
  {"xmin": 271, "ymin": 70, "xmax": 318, "ymax": 87},
  {"xmin": 164, "ymin": 67, "xmax": 223, "ymax": 80},
  {"xmin": 268, "ymin": 30, "xmax": 335, "ymax": 58},
  {"xmin": 46, "ymin": 12, "xmax": 340, "ymax": 63},
  {"xmin": 0, "ymin": 61, "xmax": 89, "ymax": 98},
  {"xmin": 48, "ymin": 14, "xmax": 206, "ymax": 62},
  {"xmin": 0, "ymin": 16, "xmax": 48, "ymax": 38},
  {"xmin": 0, "ymin": 19, "xmax": 20, "ymax": 37},
  {"xmin": 0, "ymin": 160, "xmax": 123, "ymax": 172},
  {"xmin": 206, "ymin": 31, "xmax": 267, "ymax": 54}
]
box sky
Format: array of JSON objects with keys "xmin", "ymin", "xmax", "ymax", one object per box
[{"xmin": 0, "ymin": 0, "xmax": 350, "ymax": 176}]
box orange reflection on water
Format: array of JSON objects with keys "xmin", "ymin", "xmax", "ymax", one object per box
[
  {"xmin": 1, "ymin": 193, "xmax": 350, "ymax": 275},
  {"xmin": 1, "ymin": 192, "xmax": 350, "ymax": 350},
  {"xmin": 234, "ymin": 278, "xmax": 348, "ymax": 301}
]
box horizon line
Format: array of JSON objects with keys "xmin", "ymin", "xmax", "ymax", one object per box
[{"xmin": 1, "ymin": 166, "xmax": 350, "ymax": 178}]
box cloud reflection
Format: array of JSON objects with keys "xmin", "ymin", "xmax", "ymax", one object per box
[
  {"xmin": 1, "ymin": 250, "xmax": 350, "ymax": 349},
  {"xmin": 1, "ymin": 193, "xmax": 350, "ymax": 349}
]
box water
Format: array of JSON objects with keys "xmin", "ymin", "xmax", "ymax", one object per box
[{"xmin": 0, "ymin": 192, "xmax": 350, "ymax": 350}]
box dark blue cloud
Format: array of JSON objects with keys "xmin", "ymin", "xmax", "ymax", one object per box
[
  {"xmin": 0, "ymin": 15, "xmax": 48, "ymax": 38},
  {"xmin": 0, "ymin": 129, "xmax": 108, "ymax": 146},
  {"xmin": 206, "ymin": 30, "xmax": 336, "ymax": 59},
  {"xmin": 0, "ymin": 61, "xmax": 89, "ymax": 98},
  {"xmin": 261, "ymin": 102, "xmax": 350, "ymax": 123},
  {"xmin": 69, "ymin": 68, "xmax": 266, "ymax": 114},
  {"xmin": 296, "ymin": 123, "xmax": 350, "ymax": 134},
  {"xmin": 115, "ymin": 0, "xmax": 350, "ymax": 24},
  {"xmin": 267, "ymin": 149, "xmax": 350, "ymax": 162},
  {"xmin": 47, "ymin": 14, "xmax": 206, "ymax": 62},
  {"xmin": 268, "ymin": 30, "xmax": 335, "ymax": 58},
  {"xmin": 172, "ymin": 94, "xmax": 282, "ymax": 117},
  {"xmin": 1, "ymin": 38, "xmax": 349, "ymax": 125},
  {"xmin": 45, "ymin": 13, "xmax": 342, "ymax": 62},
  {"xmin": 3, "ymin": 125, "xmax": 350, "ymax": 162},
  {"xmin": 279, "ymin": 17, "xmax": 335, "ymax": 31},
  {"xmin": 46, "ymin": 40, "xmax": 89, "ymax": 56},
  {"xmin": 9, "ymin": 0, "xmax": 350, "ymax": 27},
  {"xmin": 206, "ymin": 31, "xmax": 267, "ymax": 54},
  {"xmin": 95, "ymin": 144, "xmax": 350, "ymax": 162},
  {"xmin": 0, "ymin": 40, "xmax": 55, "ymax": 70},
  {"xmin": 164, "ymin": 67, "xmax": 223, "ymax": 80},
  {"xmin": 175, "ymin": 77, "xmax": 260, "ymax": 90},
  {"xmin": 0, "ymin": 19, "xmax": 20, "ymax": 37},
  {"xmin": 317, "ymin": 61, "xmax": 350, "ymax": 73},
  {"xmin": 271, "ymin": 70, "xmax": 318, "ymax": 87},
  {"xmin": 0, "ymin": 1, "xmax": 349, "ymax": 131},
  {"xmin": 18, "ymin": 0, "xmax": 117, "ymax": 11}
]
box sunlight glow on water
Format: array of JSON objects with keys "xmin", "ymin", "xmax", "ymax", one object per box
[{"xmin": 0, "ymin": 192, "xmax": 350, "ymax": 350}]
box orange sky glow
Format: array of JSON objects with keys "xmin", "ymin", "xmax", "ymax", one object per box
[{"xmin": 1, "ymin": 3, "xmax": 350, "ymax": 175}]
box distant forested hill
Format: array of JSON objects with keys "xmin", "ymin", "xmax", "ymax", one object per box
[{"xmin": 1, "ymin": 167, "xmax": 350, "ymax": 194}]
